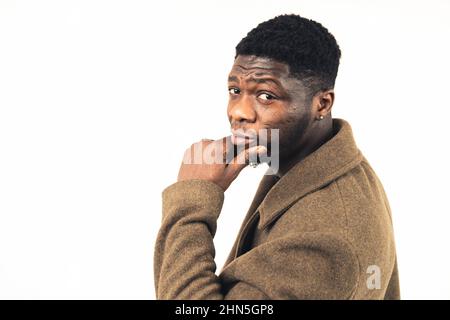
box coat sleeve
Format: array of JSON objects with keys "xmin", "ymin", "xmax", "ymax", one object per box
[{"xmin": 154, "ymin": 179, "xmax": 360, "ymax": 300}]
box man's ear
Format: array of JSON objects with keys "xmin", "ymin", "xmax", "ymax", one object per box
[{"xmin": 314, "ymin": 89, "xmax": 334, "ymax": 119}]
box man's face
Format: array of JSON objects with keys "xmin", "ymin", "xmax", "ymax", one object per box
[{"xmin": 227, "ymin": 55, "xmax": 314, "ymax": 159}]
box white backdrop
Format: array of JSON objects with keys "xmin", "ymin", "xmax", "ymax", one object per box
[{"xmin": 1, "ymin": 0, "xmax": 449, "ymax": 299}]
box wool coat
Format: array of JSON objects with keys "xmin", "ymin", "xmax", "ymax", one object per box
[{"xmin": 154, "ymin": 118, "xmax": 400, "ymax": 299}]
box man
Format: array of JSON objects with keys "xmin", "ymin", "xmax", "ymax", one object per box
[{"xmin": 154, "ymin": 14, "xmax": 400, "ymax": 299}]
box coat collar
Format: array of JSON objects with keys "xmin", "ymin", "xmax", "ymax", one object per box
[{"xmin": 256, "ymin": 118, "xmax": 363, "ymax": 230}]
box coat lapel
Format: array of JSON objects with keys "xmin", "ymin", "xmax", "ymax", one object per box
[{"xmin": 256, "ymin": 118, "xmax": 363, "ymax": 230}]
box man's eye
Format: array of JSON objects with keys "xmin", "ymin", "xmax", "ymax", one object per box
[
  {"xmin": 258, "ymin": 93, "xmax": 275, "ymax": 101},
  {"xmin": 228, "ymin": 88, "xmax": 240, "ymax": 95}
]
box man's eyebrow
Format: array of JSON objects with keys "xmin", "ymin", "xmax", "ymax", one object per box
[
  {"xmin": 246, "ymin": 77, "xmax": 281, "ymax": 87},
  {"xmin": 228, "ymin": 75, "xmax": 240, "ymax": 83},
  {"xmin": 227, "ymin": 75, "xmax": 282, "ymax": 87}
]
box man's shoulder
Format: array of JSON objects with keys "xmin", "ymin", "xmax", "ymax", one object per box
[{"xmin": 266, "ymin": 157, "xmax": 392, "ymax": 239}]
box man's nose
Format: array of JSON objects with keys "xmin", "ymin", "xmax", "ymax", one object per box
[{"xmin": 229, "ymin": 96, "xmax": 256, "ymax": 123}]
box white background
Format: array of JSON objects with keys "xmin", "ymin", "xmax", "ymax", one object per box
[{"xmin": 1, "ymin": 0, "xmax": 449, "ymax": 299}]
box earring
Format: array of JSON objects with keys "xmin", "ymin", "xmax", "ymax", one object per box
[{"xmin": 318, "ymin": 115, "xmax": 324, "ymax": 120}]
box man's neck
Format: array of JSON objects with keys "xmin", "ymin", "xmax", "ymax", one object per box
[{"xmin": 275, "ymin": 122, "xmax": 334, "ymax": 178}]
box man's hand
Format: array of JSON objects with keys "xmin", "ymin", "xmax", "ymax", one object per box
[{"xmin": 177, "ymin": 136, "xmax": 267, "ymax": 191}]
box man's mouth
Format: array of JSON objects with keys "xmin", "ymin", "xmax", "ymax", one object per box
[
  {"xmin": 231, "ymin": 135, "xmax": 256, "ymax": 146},
  {"xmin": 230, "ymin": 129, "xmax": 258, "ymax": 146}
]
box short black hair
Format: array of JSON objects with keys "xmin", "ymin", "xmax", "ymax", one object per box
[{"xmin": 235, "ymin": 14, "xmax": 341, "ymax": 100}]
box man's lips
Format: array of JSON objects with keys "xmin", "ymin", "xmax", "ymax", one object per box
[
  {"xmin": 231, "ymin": 135, "xmax": 256, "ymax": 145},
  {"xmin": 230, "ymin": 129, "xmax": 258, "ymax": 145}
]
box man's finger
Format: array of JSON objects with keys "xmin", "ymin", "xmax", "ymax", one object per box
[{"xmin": 226, "ymin": 145, "xmax": 267, "ymax": 174}]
